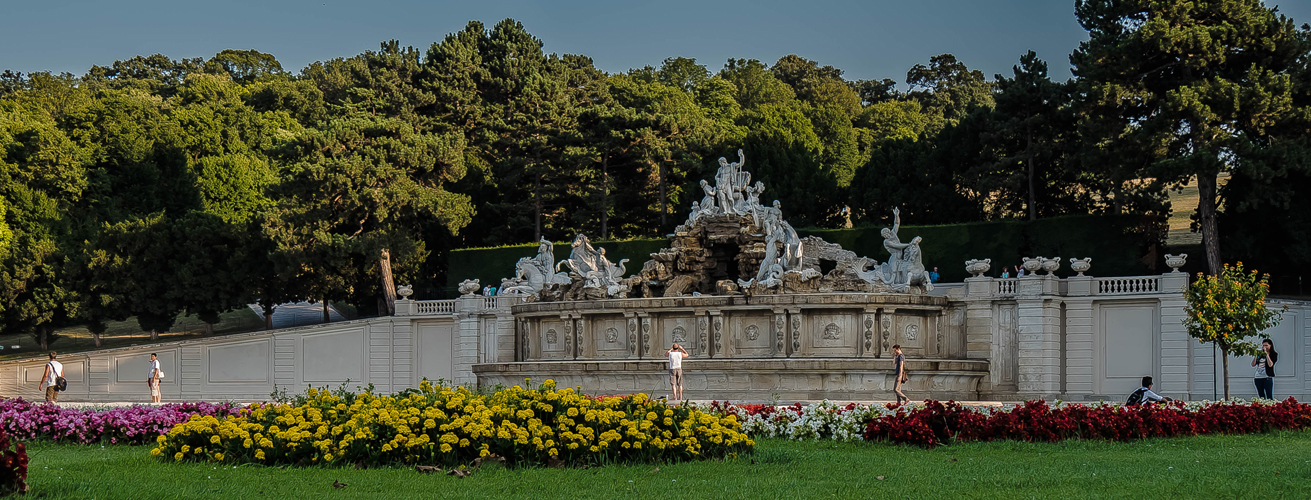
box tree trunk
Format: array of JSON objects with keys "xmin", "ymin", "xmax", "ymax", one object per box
[
  {"xmin": 658, "ymin": 161, "xmax": 667, "ymax": 228},
  {"xmin": 150, "ymin": 328, "xmax": 158, "ymax": 341},
  {"xmin": 534, "ymin": 175, "xmax": 542, "ymax": 241},
  {"xmin": 204, "ymin": 323, "xmax": 214, "ymax": 336},
  {"xmin": 1221, "ymin": 346, "xmax": 1231, "ymax": 400},
  {"xmin": 93, "ymin": 332, "xmax": 101, "ymax": 348},
  {"xmin": 323, "ymin": 300, "xmax": 330, "ymax": 323},
  {"xmin": 263, "ymin": 304, "xmax": 275, "ymax": 330},
  {"xmin": 38, "ymin": 326, "xmax": 48, "ymax": 351},
  {"xmin": 380, "ymin": 248, "xmax": 396, "ymax": 316},
  {"xmin": 1026, "ymin": 131, "xmax": 1036, "ymax": 221},
  {"xmin": 1197, "ymin": 173, "xmax": 1222, "ymax": 275},
  {"xmin": 600, "ymin": 152, "xmax": 609, "ymax": 239}
]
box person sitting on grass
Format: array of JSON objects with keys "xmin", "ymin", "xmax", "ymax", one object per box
[{"xmin": 1126, "ymin": 376, "xmax": 1173, "ymax": 405}]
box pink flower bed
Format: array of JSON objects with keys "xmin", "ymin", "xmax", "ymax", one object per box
[{"xmin": 0, "ymin": 399, "xmax": 243, "ymax": 445}]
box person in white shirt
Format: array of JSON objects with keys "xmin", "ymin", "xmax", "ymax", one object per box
[
  {"xmin": 665, "ymin": 343, "xmax": 689, "ymax": 401},
  {"xmin": 1127, "ymin": 376, "xmax": 1172, "ymax": 405},
  {"xmin": 39, "ymin": 351, "xmax": 63, "ymax": 403},
  {"xmin": 148, "ymin": 353, "xmax": 162, "ymax": 403}
]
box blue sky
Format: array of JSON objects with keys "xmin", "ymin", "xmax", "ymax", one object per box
[{"xmin": 3, "ymin": 1, "xmax": 1309, "ymax": 84}]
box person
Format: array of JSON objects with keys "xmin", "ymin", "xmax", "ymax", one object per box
[
  {"xmin": 929, "ymin": 267, "xmax": 940, "ymax": 284},
  {"xmin": 1252, "ymin": 338, "xmax": 1278, "ymax": 399},
  {"xmin": 892, "ymin": 344, "xmax": 909, "ymax": 405},
  {"xmin": 665, "ymin": 343, "xmax": 689, "ymax": 401},
  {"xmin": 148, "ymin": 353, "xmax": 162, "ymax": 403},
  {"xmin": 39, "ymin": 351, "xmax": 63, "ymax": 403},
  {"xmin": 1016, "ymin": 264, "xmax": 1026, "ymax": 277},
  {"xmin": 1000, "ymin": 267, "xmax": 1010, "ymax": 279},
  {"xmin": 1126, "ymin": 376, "xmax": 1172, "ymax": 405}
]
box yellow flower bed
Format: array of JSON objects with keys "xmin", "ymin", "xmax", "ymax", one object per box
[{"xmin": 152, "ymin": 380, "xmax": 753, "ymax": 467}]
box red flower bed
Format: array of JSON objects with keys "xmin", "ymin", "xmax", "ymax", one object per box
[
  {"xmin": 0, "ymin": 430, "xmax": 27, "ymax": 495},
  {"xmin": 864, "ymin": 398, "xmax": 1311, "ymax": 448}
]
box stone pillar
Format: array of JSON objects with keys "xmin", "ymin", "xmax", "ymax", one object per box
[
  {"xmin": 517, "ymin": 318, "xmax": 531, "ymax": 362},
  {"xmin": 454, "ymin": 297, "xmax": 483, "ymax": 385},
  {"xmin": 861, "ymin": 308, "xmax": 878, "ymax": 357},
  {"xmin": 772, "ymin": 309, "xmax": 787, "ymax": 357},
  {"xmin": 624, "ymin": 313, "xmax": 639, "ymax": 359},
  {"xmin": 709, "ymin": 311, "xmax": 724, "ymax": 358},
  {"xmin": 639, "ymin": 314, "xmax": 653, "ymax": 359},
  {"xmin": 561, "ymin": 313, "xmax": 575, "ymax": 361},
  {"xmin": 1063, "ymin": 275, "xmax": 1095, "ymax": 396},
  {"xmin": 878, "ymin": 307, "xmax": 895, "ymax": 358},
  {"xmin": 696, "ymin": 312, "xmax": 710, "ymax": 357},
  {"xmin": 575, "ymin": 316, "xmax": 588, "ymax": 360},
  {"xmin": 1158, "ymin": 272, "xmax": 1191, "ymax": 398},
  {"xmin": 1015, "ymin": 276, "xmax": 1060, "ymax": 397},
  {"xmin": 787, "ymin": 308, "xmax": 802, "ymax": 356}
]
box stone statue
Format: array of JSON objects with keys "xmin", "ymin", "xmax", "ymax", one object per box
[
  {"xmin": 558, "ymin": 234, "xmax": 600, "ymax": 276},
  {"xmin": 498, "ymin": 238, "xmax": 571, "ymax": 295},
  {"xmin": 698, "ymin": 180, "xmax": 718, "ymax": 217},
  {"xmin": 880, "ymin": 207, "xmax": 911, "ymax": 285},
  {"xmin": 902, "ymin": 236, "xmax": 933, "ymax": 291},
  {"xmin": 597, "ymin": 247, "xmax": 628, "ymax": 284}
]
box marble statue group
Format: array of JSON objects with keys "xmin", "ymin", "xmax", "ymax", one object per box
[{"xmin": 497, "ymin": 149, "xmax": 933, "ymax": 299}]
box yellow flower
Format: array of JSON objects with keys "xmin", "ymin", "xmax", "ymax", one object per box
[
  {"xmin": 255, "ymin": 450, "xmax": 266, "ymax": 460},
  {"xmin": 174, "ymin": 452, "xmax": 184, "ymax": 461},
  {"xmin": 214, "ymin": 452, "xmax": 224, "ymax": 461},
  {"xmin": 210, "ymin": 435, "xmax": 221, "ymax": 445},
  {"xmin": 150, "ymin": 448, "xmax": 161, "ymax": 457},
  {"xmin": 440, "ymin": 443, "xmax": 453, "ymax": 453}
]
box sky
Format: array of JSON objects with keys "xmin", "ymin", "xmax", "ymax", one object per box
[{"xmin": 3, "ymin": 0, "xmax": 1310, "ymax": 84}]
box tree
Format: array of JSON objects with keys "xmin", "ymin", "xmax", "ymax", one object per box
[
  {"xmin": 985, "ymin": 51, "xmax": 1075, "ymax": 220},
  {"xmin": 1072, "ymin": 0, "xmax": 1310, "ymax": 275},
  {"xmin": 202, "ymin": 49, "xmax": 287, "ymax": 84},
  {"xmin": 905, "ymin": 54, "xmax": 994, "ymax": 133},
  {"xmin": 1183, "ymin": 262, "xmax": 1285, "ymax": 399}
]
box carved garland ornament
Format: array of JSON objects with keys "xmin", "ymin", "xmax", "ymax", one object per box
[
  {"xmin": 641, "ymin": 318, "xmax": 651, "ymax": 355},
  {"xmin": 863, "ymin": 315, "xmax": 875, "ymax": 353},
  {"xmin": 713, "ymin": 316, "xmax": 723, "ymax": 354},
  {"xmin": 880, "ymin": 315, "xmax": 892, "ymax": 351},
  {"xmin": 775, "ymin": 314, "xmax": 786, "ymax": 353},
  {"xmin": 627, "ymin": 318, "xmax": 638, "ymax": 356}
]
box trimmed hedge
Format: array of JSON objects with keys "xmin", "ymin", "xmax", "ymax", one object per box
[{"xmin": 442, "ymin": 214, "xmax": 1166, "ymax": 293}]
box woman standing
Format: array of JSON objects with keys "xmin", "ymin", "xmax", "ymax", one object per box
[{"xmin": 1251, "ymin": 339, "xmax": 1278, "ymax": 399}]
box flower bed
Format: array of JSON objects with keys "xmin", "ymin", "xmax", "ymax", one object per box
[
  {"xmin": 0, "ymin": 399, "xmax": 243, "ymax": 445},
  {"xmin": 0, "ymin": 431, "xmax": 26, "ymax": 495},
  {"xmin": 153, "ymin": 380, "xmax": 753, "ymax": 467},
  {"xmin": 714, "ymin": 398, "xmax": 1311, "ymax": 448}
]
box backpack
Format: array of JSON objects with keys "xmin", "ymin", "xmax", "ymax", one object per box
[
  {"xmin": 49, "ymin": 362, "xmax": 67, "ymax": 392},
  {"xmin": 1125, "ymin": 388, "xmax": 1147, "ymax": 406}
]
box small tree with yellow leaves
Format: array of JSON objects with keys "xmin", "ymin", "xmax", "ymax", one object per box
[{"xmin": 1183, "ymin": 262, "xmax": 1285, "ymax": 399}]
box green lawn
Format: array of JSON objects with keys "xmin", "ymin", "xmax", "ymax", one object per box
[
  {"xmin": 0, "ymin": 308, "xmax": 265, "ymax": 362},
  {"xmin": 21, "ymin": 430, "xmax": 1311, "ymax": 499}
]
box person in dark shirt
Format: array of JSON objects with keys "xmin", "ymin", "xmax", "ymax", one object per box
[{"xmin": 892, "ymin": 344, "xmax": 909, "ymax": 405}]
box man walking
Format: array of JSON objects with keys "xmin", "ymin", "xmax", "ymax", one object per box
[
  {"xmin": 665, "ymin": 343, "xmax": 689, "ymax": 401},
  {"xmin": 148, "ymin": 353, "xmax": 162, "ymax": 403},
  {"xmin": 892, "ymin": 344, "xmax": 909, "ymax": 405},
  {"xmin": 39, "ymin": 351, "xmax": 63, "ymax": 403}
]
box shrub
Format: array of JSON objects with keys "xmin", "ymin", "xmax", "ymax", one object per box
[
  {"xmin": 153, "ymin": 380, "xmax": 753, "ymax": 467},
  {"xmin": 0, "ymin": 431, "xmax": 27, "ymax": 496}
]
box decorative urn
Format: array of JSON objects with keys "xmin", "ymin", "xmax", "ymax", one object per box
[
  {"xmin": 1041, "ymin": 256, "xmax": 1061, "ymax": 275},
  {"xmin": 1164, "ymin": 254, "xmax": 1188, "ymax": 273},
  {"xmin": 1022, "ymin": 257, "xmax": 1043, "ymax": 274},
  {"xmin": 965, "ymin": 258, "xmax": 991, "ymax": 277},
  {"xmin": 458, "ymin": 279, "xmax": 481, "ymax": 296},
  {"xmin": 1068, "ymin": 258, "xmax": 1092, "ymax": 276},
  {"xmin": 396, "ymin": 284, "xmax": 414, "ymax": 300}
]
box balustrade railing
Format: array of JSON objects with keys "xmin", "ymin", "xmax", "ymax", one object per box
[
  {"xmin": 1095, "ymin": 276, "xmax": 1161, "ymax": 295},
  {"xmin": 996, "ymin": 278, "xmax": 1018, "ymax": 297},
  {"xmin": 415, "ymin": 300, "xmax": 457, "ymax": 315}
]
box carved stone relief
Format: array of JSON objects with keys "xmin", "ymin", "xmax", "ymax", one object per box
[
  {"xmin": 904, "ymin": 324, "xmax": 919, "ymax": 341},
  {"xmin": 745, "ymin": 325, "xmax": 760, "ymax": 341},
  {"xmin": 546, "ymin": 329, "xmax": 559, "ymax": 345},
  {"xmin": 605, "ymin": 327, "xmax": 619, "ymax": 344},
  {"xmin": 822, "ymin": 323, "xmax": 842, "ymax": 340},
  {"xmin": 672, "ymin": 326, "xmax": 688, "ymax": 344}
]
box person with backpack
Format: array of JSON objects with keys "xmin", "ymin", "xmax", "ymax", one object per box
[
  {"xmin": 39, "ymin": 351, "xmax": 64, "ymax": 403},
  {"xmin": 1126, "ymin": 376, "xmax": 1172, "ymax": 406},
  {"xmin": 1251, "ymin": 338, "xmax": 1278, "ymax": 399}
]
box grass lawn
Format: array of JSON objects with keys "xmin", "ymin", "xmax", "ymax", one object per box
[
  {"xmin": 21, "ymin": 430, "xmax": 1311, "ymax": 499},
  {"xmin": 0, "ymin": 308, "xmax": 265, "ymax": 362},
  {"xmin": 1165, "ymin": 173, "xmax": 1230, "ymax": 247}
]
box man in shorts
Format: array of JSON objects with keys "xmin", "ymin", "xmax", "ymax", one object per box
[
  {"xmin": 39, "ymin": 351, "xmax": 63, "ymax": 403},
  {"xmin": 665, "ymin": 343, "xmax": 689, "ymax": 401}
]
